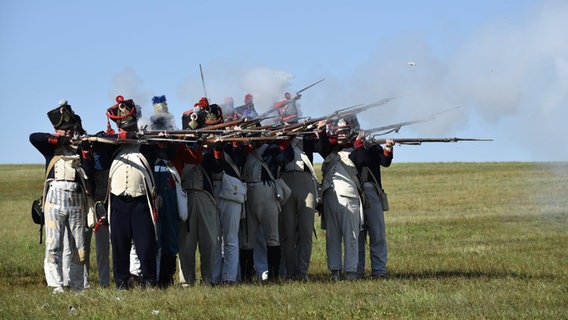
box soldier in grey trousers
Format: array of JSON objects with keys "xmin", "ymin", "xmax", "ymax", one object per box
[
  {"xmin": 279, "ymin": 135, "xmax": 319, "ymax": 281},
  {"xmin": 178, "ymin": 154, "xmax": 220, "ymax": 286},
  {"xmin": 317, "ymin": 117, "xmax": 364, "ymax": 281},
  {"xmin": 352, "ymin": 132, "xmax": 394, "ymax": 279},
  {"xmin": 240, "ymin": 141, "xmax": 293, "ymax": 282}
]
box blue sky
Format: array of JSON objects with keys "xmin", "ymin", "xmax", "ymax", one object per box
[{"xmin": 2, "ymin": 0, "xmax": 567, "ymax": 164}]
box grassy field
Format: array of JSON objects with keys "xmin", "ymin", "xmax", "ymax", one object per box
[{"xmin": 0, "ymin": 162, "xmax": 567, "ymax": 319}]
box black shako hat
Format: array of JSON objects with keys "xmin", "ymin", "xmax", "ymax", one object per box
[{"xmin": 106, "ymin": 95, "xmax": 138, "ymax": 130}]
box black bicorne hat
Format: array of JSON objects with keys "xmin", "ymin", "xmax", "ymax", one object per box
[{"xmin": 47, "ymin": 100, "xmax": 84, "ymax": 133}]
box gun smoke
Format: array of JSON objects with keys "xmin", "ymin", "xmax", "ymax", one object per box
[{"xmin": 107, "ymin": 1, "xmax": 567, "ymax": 162}]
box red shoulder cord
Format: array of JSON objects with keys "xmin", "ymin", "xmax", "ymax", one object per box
[{"xmin": 106, "ymin": 118, "xmax": 116, "ymax": 135}]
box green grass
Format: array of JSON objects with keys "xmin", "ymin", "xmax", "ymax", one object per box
[{"xmin": 1, "ymin": 162, "xmax": 567, "ymax": 319}]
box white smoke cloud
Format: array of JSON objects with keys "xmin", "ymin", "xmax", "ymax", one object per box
[
  {"xmin": 444, "ymin": 1, "xmax": 568, "ymax": 160},
  {"xmin": 239, "ymin": 67, "xmax": 294, "ymax": 112},
  {"xmin": 177, "ymin": 64, "xmax": 295, "ymax": 114},
  {"xmin": 109, "ymin": 67, "xmax": 154, "ymax": 114},
  {"xmin": 307, "ymin": 1, "xmax": 568, "ymax": 161}
]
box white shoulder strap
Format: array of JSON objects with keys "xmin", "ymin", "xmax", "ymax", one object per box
[{"xmin": 224, "ymin": 152, "xmax": 241, "ymax": 179}]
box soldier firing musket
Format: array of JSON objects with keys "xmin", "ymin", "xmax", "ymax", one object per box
[{"xmin": 256, "ymin": 78, "xmax": 325, "ymax": 122}]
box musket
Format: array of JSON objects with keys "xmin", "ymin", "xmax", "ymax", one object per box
[
  {"xmin": 145, "ymin": 135, "xmax": 290, "ymax": 145},
  {"xmin": 243, "ymin": 123, "xmax": 280, "ymax": 130},
  {"xmin": 365, "ymin": 137, "xmax": 493, "ymax": 146},
  {"xmin": 202, "ymin": 135, "xmax": 289, "ymax": 144},
  {"xmin": 143, "ymin": 119, "xmax": 284, "ymax": 139},
  {"xmin": 364, "ymin": 107, "xmax": 460, "ymax": 136},
  {"xmin": 199, "ymin": 64, "xmax": 208, "ymax": 98},
  {"xmin": 86, "ymin": 136, "xmax": 150, "ymax": 145},
  {"xmin": 267, "ymin": 97, "xmax": 397, "ymax": 135},
  {"xmin": 201, "ymin": 116, "xmax": 268, "ymax": 130},
  {"xmin": 263, "ymin": 96, "xmax": 402, "ymax": 135},
  {"xmin": 296, "ymin": 78, "xmax": 325, "ymax": 96},
  {"xmin": 333, "ymin": 95, "xmax": 404, "ymax": 117},
  {"xmin": 263, "ymin": 116, "xmax": 324, "ymax": 136},
  {"xmin": 142, "ymin": 129, "xmax": 233, "ymax": 136}
]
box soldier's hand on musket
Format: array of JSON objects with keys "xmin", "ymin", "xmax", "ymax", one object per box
[
  {"xmin": 385, "ymin": 138, "xmax": 395, "ymax": 147},
  {"xmin": 356, "ymin": 131, "xmax": 366, "ymax": 141},
  {"xmin": 316, "ymin": 120, "xmax": 327, "ymax": 132},
  {"xmin": 137, "ymin": 126, "xmax": 147, "ymax": 137},
  {"xmin": 80, "ymin": 139, "xmax": 91, "ymax": 151},
  {"xmin": 214, "ymin": 141, "xmax": 224, "ymax": 151}
]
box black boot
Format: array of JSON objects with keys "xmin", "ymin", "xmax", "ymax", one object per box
[
  {"xmin": 239, "ymin": 249, "xmax": 255, "ymax": 283},
  {"xmin": 158, "ymin": 255, "xmax": 176, "ymax": 289},
  {"xmin": 267, "ymin": 246, "xmax": 281, "ymax": 283}
]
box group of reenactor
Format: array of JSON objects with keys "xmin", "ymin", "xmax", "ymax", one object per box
[{"xmin": 30, "ymin": 91, "xmax": 394, "ymax": 292}]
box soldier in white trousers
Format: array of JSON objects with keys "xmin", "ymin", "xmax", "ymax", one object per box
[{"xmin": 30, "ymin": 100, "xmax": 90, "ymax": 293}]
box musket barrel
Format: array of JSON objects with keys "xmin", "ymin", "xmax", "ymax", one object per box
[
  {"xmin": 296, "ymin": 78, "xmax": 325, "ymax": 95},
  {"xmin": 366, "ymin": 137, "xmax": 493, "ymax": 146}
]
